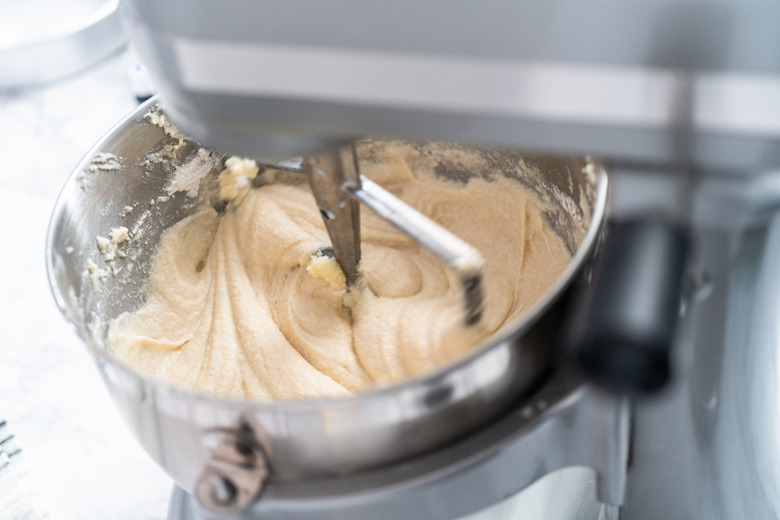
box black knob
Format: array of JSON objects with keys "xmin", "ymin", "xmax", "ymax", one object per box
[{"xmin": 567, "ymin": 218, "xmax": 689, "ymax": 395}]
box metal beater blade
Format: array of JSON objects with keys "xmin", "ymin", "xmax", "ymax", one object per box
[
  {"xmin": 345, "ymin": 176, "xmax": 485, "ymax": 326},
  {"xmin": 287, "ymin": 148, "xmax": 484, "ymax": 325},
  {"xmin": 303, "ymin": 146, "xmax": 362, "ymax": 287}
]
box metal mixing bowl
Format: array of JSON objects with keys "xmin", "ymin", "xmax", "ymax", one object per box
[{"xmin": 46, "ymin": 99, "xmax": 607, "ymax": 504}]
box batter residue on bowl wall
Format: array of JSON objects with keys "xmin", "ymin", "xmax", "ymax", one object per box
[{"xmin": 107, "ymin": 141, "xmax": 571, "ymax": 400}]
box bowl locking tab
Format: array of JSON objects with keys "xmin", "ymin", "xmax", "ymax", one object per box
[{"xmin": 194, "ymin": 419, "xmax": 270, "ymax": 514}]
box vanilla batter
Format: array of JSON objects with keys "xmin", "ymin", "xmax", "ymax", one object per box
[{"xmin": 108, "ymin": 142, "xmax": 572, "ymax": 400}]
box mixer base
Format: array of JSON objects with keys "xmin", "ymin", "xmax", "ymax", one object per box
[
  {"xmin": 168, "ymin": 468, "xmax": 615, "ymax": 520},
  {"xmin": 165, "ymin": 374, "xmax": 626, "ymax": 520}
]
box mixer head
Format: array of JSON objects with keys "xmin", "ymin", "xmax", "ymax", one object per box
[{"xmin": 124, "ymin": 0, "xmax": 780, "ymax": 171}]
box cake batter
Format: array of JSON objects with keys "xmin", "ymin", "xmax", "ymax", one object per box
[{"xmin": 108, "ymin": 141, "xmax": 571, "ymax": 400}]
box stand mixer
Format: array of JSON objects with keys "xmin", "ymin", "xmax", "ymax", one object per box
[{"xmin": 48, "ymin": 1, "xmax": 780, "ymax": 519}]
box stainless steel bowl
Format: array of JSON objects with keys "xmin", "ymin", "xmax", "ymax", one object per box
[{"xmin": 46, "ymin": 98, "xmax": 607, "ymax": 505}]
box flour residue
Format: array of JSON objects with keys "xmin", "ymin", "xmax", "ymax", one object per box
[{"xmin": 166, "ymin": 148, "xmax": 219, "ymax": 198}]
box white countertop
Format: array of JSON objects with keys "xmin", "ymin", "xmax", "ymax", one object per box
[{"xmin": 0, "ymin": 48, "xmax": 171, "ymax": 519}]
